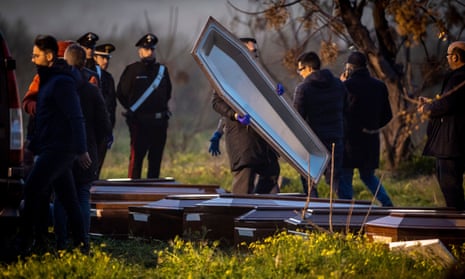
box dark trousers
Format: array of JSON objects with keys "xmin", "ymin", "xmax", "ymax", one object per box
[
  {"xmin": 339, "ymin": 168, "xmax": 393, "ymax": 206},
  {"xmin": 436, "ymin": 158, "xmax": 465, "ymax": 210},
  {"xmin": 96, "ymin": 141, "xmax": 108, "ymax": 179},
  {"xmin": 302, "ymin": 138, "xmax": 343, "ymax": 197},
  {"xmin": 232, "ymin": 158, "xmax": 280, "ymax": 194},
  {"xmin": 54, "ymin": 182, "xmax": 91, "ymax": 249},
  {"xmin": 21, "ymin": 151, "xmax": 85, "ymax": 249},
  {"xmin": 128, "ymin": 119, "xmax": 168, "ymax": 178}
]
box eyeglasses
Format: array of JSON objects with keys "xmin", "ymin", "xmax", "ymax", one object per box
[
  {"xmin": 297, "ymin": 66, "xmax": 306, "ymax": 74},
  {"xmin": 31, "ymin": 53, "xmax": 43, "ymax": 59},
  {"xmin": 446, "ymin": 53, "xmax": 454, "ymax": 57}
]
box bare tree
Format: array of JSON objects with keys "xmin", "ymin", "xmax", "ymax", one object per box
[{"xmin": 227, "ymin": 0, "xmax": 465, "ymax": 170}]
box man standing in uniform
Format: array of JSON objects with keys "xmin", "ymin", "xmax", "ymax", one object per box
[
  {"xmin": 116, "ymin": 33, "xmax": 172, "ymax": 178},
  {"xmin": 339, "ymin": 51, "xmax": 394, "ymax": 206},
  {"xmin": 93, "ymin": 43, "xmax": 117, "ymax": 177},
  {"xmin": 211, "ymin": 37, "xmax": 280, "ymax": 194},
  {"xmin": 418, "ymin": 41, "xmax": 465, "ymax": 211}
]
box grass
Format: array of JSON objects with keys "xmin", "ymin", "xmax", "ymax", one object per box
[{"xmin": 1, "ymin": 130, "xmax": 459, "ymax": 278}]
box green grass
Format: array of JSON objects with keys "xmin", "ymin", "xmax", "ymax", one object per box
[
  {"xmin": 2, "ymin": 233, "xmax": 464, "ymax": 278},
  {"xmin": 1, "ymin": 130, "xmax": 457, "ymax": 278}
]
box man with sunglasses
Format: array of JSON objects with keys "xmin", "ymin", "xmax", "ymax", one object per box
[{"xmin": 293, "ymin": 51, "xmax": 347, "ymax": 198}]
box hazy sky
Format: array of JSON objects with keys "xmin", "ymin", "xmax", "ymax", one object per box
[{"xmin": 0, "ymin": 0, "xmax": 251, "ymax": 41}]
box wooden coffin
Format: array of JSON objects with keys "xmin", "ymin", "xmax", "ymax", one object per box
[
  {"xmin": 234, "ymin": 207, "xmax": 302, "ymax": 245},
  {"xmin": 364, "ymin": 210, "xmax": 465, "ymax": 247},
  {"xmin": 183, "ymin": 193, "xmax": 373, "ymax": 245},
  {"xmin": 285, "ymin": 208, "xmax": 453, "ymax": 235},
  {"xmin": 90, "ymin": 201, "xmax": 148, "ymax": 237},
  {"xmin": 89, "ymin": 183, "xmax": 225, "ymax": 237},
  {"xmin": 285, "ymin": 208, "xmax": 392, "ymax": 235},
  {"xmin": 90, "ymin": 183, "xmax": 225, "ymax": 201},
  {"xmin": 128, "ymin": 194, "xmax": 218, "ymax": 240},
  {"xmin": 91, "ymin": 177, "xmax": 176, "ymax": 186}
]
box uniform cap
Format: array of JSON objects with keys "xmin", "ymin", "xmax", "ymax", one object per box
[
  {"xmin": 77, "ymin": 32, "xmax": 99, "ymax": 49},
  {"xmin": 347, "ymin": 51, "xmax": 367, "ymax": 67},
  {"xmin": 135, "ymin": 33, "xmax": 158, "ymax": 48},
  {"xmin": 57, "ymin": 40, "xmax": 75, "ymax": 58},
  {"xmin": 94, "ymin": 43, "xmax": 116, "ymax": 57}
]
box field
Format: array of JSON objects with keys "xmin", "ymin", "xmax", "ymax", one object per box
[{"xmin": 2, "ymin": 130, "xmax": 464, "ymax": 278}]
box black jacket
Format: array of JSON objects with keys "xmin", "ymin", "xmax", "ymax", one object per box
[
  {"xmin": 29, "ymin": 59, "xmax": 87, "ymax": 155},
  {"xmin": 293, "ymin": 69, "xmax": 346, "ymax": 141},
  {"xmin": 73, "ymin": 68, "xmax": 112, "ymax": 184},
  {"xmin": 116, "ymin": 58, "xmax": 171, "ymax": 118},
  {"xmin": 212, "ymin": 91, "xmax": 277, "ymax": 171},
  {"xmin": 342, "ymin": 68, "xmax": 392, "ymax": 168},
  {"xmin": 423, "ymin": 64, "xmax": 465, "ymax": 158}
]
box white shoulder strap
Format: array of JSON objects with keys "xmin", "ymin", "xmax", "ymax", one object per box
[{"xmin": 129, "ymin": 65, "xmax": 165, "ymax": 112}]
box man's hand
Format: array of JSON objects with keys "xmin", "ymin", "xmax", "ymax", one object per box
[
  {"xmin": 235, "ymin": 113, "xmax": 250, "ymax": 125},
  {"xmin": 208, "ymin": 131, "xmax": 222, "ymax": 156},
  {"xmin": 78, "ymin": 152, "xmax": 92, "ymax": 169},
  {"xmin": 417, "ymin": 96, "xmax": 432, "ymax": 114}
]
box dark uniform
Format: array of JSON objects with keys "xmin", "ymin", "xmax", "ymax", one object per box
[
  {"xmin": 93, "ymin": 43, "xmax": 117, "ymax": 177},
  {"xmin": 116, "ymin": 33, "xmax": 172, "ymax": 178}
]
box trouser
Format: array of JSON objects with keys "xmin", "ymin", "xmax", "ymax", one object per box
[
  {"xmin": 54, "ymin": 182, "xmax": 91, "ymax": 249},
  {"xmin": 302, "ymin": 138, "xmax": 343, "ymax": 198},
  {"xmin": 128, "ymin": 119, "xmax": 168, "ymax": 178},
  {"xmin": 20, "ymin": 151, "xmax": 85, "ymax": 250},
  {"xmin": 96, "ymin": 140, "xmax": 108, "ymax": 179},
  {"xmin": 232, "ymin": 158, "xmax": 280, "ymax": 194},
  {"xmin": 436, "ymin": 158, "xmax": 465, "ymax": 211},
  {"xmin": 339, "ymin": 168, "xmax": 393, "ymax": 206}
]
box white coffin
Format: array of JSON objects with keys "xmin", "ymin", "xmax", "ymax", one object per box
[{"xmin": 191, "ymin": 17, "xmax": 329, "ymax": 183}]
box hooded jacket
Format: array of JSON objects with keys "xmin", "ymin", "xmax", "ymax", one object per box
[
  {"xmin": 293, "ymin": 69, "xmax": 346, "ymax": 141},
  {"xmin": 29, "ymin": 59, "xmax": 87, "ymax": 155}
]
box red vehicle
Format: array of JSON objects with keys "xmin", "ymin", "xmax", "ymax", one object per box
[{"xmin": 0, "ymin": 30, "xmax": 24, "ymax": 259}]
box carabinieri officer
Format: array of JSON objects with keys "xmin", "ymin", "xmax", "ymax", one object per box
[{"xmin": 116, "ymin": 33, "xmax": 172, "ymax": 178}]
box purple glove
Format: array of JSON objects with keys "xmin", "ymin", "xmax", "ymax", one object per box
[
  {"xmin": 276, "ymin": 82, "xmax": 284, "ymax": 96},
  {"xmin": 237, "ymin": 114, "xmax": 250, "ymax": 125}
]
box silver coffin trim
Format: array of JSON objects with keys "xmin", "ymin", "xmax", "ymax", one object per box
[{"xmin": 191, "ymin": 17, "xmax": 329, "ymax": 183}]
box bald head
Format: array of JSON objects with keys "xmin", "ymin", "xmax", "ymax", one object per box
[
  {"xmin": 64, "ymin": 44, "xmax": 86, "ymax": 69},
  {"xmin": 446, "ymin": 41, "xmax": 465, "ymax": 70}
]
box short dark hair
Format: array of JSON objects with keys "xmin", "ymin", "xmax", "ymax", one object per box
[
  {"xmin": 451, "ymin": 47, "xmax": 465, "ymax": 63},
  {"xmin": 64, "ymin": 44, "xmax": 86, "ymax": 69},
  {"xmin": 34, "ymin": 34, "xmax": 58, "ymax": 55},
  {"xmin": 297, "ymin": 51, "xmax": 321, "ymax": 70}
]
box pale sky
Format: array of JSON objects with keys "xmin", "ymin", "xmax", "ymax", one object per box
[{"xmin": 0, "ymin": 0, "xmax": 253, "ymax": 40}]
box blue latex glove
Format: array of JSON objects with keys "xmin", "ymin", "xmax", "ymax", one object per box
[
  {"xmin": 237, "ymin": 114, "xmax": 250, "ymax": 125},
  {"xmin": 107, "ymin": 134, "xmax": 114, "ymax": 149},
  {"xmin": 208, "ymin": 131, "xmax": 222, "ymax": 156},
  {"xmin": 276, "ymin": 82, "xmax": 284, "ymax": 96}
]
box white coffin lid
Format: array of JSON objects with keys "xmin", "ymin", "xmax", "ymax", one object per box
[{"xmin": 191, "ymin": 16, "xmax": 329, "ymax": 183}]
